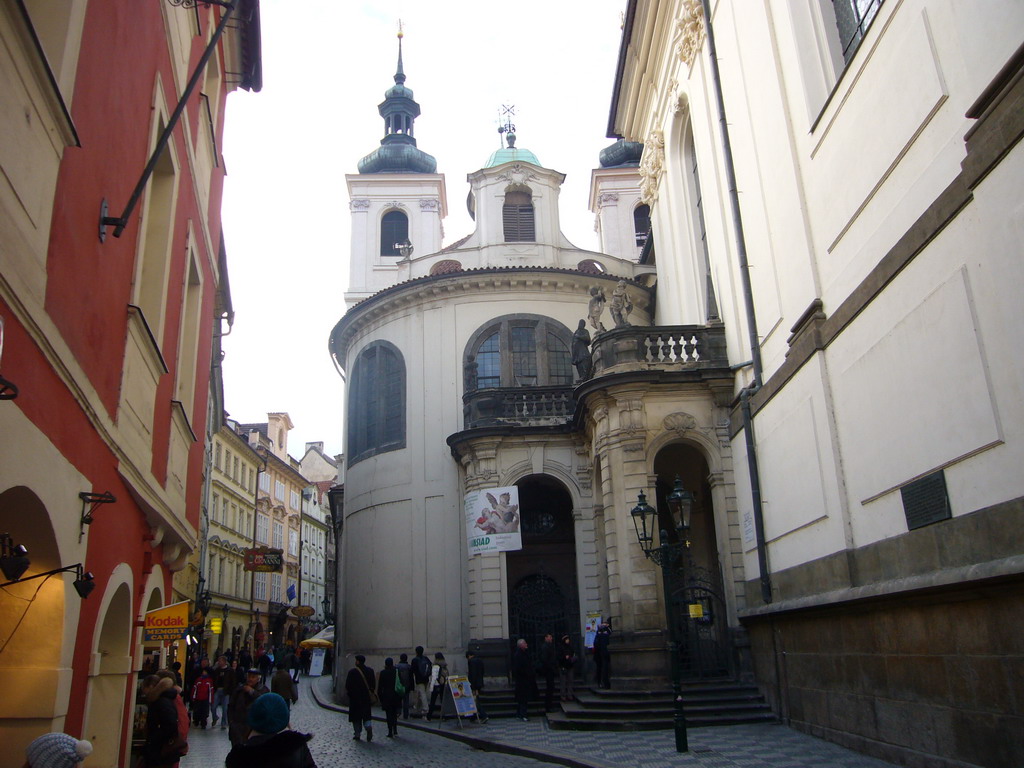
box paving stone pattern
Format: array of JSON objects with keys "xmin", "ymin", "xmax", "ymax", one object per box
[{"xmin": 184, "ymin": 673, "xmax": 899, "ymax": 768}]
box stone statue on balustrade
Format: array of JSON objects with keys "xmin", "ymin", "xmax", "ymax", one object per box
[
  {"xmin": 572, "ymin": 320, "xmax": 594, "ymax": 382},
  {"xmin": 588, "ymin": 287, "xmax": 607, "ymax": 333},
  {"xmin": 609, "ymin": 280, "xmax": 633, "ymax": 328}
]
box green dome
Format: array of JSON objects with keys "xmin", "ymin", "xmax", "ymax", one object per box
[{"xmin": 485, "ymin": 146, "xmax": 541, "ymax": 168}]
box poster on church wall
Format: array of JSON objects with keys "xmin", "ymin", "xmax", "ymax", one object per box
[{"xmin": 465, "ymin": 486, "xmax": 523, "ymax": 555}]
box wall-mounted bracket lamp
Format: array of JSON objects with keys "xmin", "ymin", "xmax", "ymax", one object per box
[
  {"xmin": 1, "ymin": 533, "xmax": 30, "ymax": 581},
  {"xmin": 79, "ymin": 491, "xmax": 117, "ymax": 541},
  {"xmin": 0, "ymin": 561, "xmax": 95, "ymax": 599}
]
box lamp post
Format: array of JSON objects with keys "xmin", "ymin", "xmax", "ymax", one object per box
[{"xmin": 631, "ymin": 475, "xmax": 695, "ymax": 753}]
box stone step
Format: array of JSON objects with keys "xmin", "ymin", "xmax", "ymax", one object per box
[{"xmin": 546, "ymin": 709, "xmax": 777, "ymax": 731}]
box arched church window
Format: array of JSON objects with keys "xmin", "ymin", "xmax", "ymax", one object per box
[
  {"xmin": 347, "ymin": 341, "xmax": 406, "ymax": 465},
  {"xmin": 380, "ymin": 210, "xmax": 409, "ymax": 257},
  {"xmin": 465, "ymin": 316, "xmax": 573, "ymax": 391},
  {"xmin": 503, "ymin": 188, "xmax": 535, "ymax": 242},
  {"xmin": 634, "ymin": 204, "xmax": 651, "ymax": 246}
]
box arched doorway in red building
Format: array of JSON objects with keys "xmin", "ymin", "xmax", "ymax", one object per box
[
  {"xmin": 83, "ymin": 577, "xmax": 133, "ymax": 767},
  {"xmin": 0, "ymin": 487, "xmax": 66, "ymax": 755}
]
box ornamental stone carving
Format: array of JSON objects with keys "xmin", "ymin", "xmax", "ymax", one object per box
[
  {"xmin": 496, "ymin": 163, "xmax": 538, "ymax": 186},
  {"xmin": 420, "ymin": 198, "xmax": 439, "ymax": 211},
  {"xmin": 598, "ymin": 192, "xmax": 619, "ymax": 208},
  {"xmin": 385, "ymin": 201, "xmax": 407, "ymax": 211},
  {"xmin": 638, "ymin": 130, "xmax": 665, "ymax": 205},
  {"xmin": 350, "ymin": 199, "xmax": 371, "ymax": 210},
  {"xmin": 676, "ymin": 0, "xmax": 706, "ymax": 67},
  {"xmin": 664, "ymin": 411, "xmax": 698, "ymax": 434}
]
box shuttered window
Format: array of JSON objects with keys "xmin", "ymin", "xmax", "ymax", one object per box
[{"xmin": 503, "ymin": 190, "xmax": 535, "ymax": 242}]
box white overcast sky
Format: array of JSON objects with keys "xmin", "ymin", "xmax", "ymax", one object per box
[{"xmin": 220, "ymin": 0, "xmax": 627, "ymax": 459}]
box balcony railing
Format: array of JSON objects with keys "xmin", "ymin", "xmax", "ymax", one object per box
[
  {"xmin": 591, "ymin": 324, "xmax": 728, "ymax": 375},
  {"xmin": 460, "ymin": 325, "xmax": 729, "ymax": 430},
  {"xmin": 463, "ymin": 385, "xmax": 575, "ymax": 429}
]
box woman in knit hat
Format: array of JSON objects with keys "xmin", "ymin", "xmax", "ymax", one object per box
[
  {"xmin": 23, "ymin": 733, "xmax": 92, "ymax": 768},
  {"xmin": 225, "ymin": 692, "xmax": 316, "ymax": 768}
]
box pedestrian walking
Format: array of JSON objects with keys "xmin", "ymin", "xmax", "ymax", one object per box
[
  {"xmin": 376, "ymin": 657, "xmax": 403, "ymax": 737},
  {"xmin": 539, "ymin": 633, "xmax": 557, "ymax": 711},
  {"xmin": 466, "ymin": 648, "xmax": 488, "ymax": 723},
  {"xmin": 396, "ymin": 653, "xmax": 414, "ymax": 720},
  {"xmin": 23, "ymin": 733, "xmax": 92, "ymax": 768},
  {"xmin": 257, "ymin": 649, "xmax": 274, "ymax": 685},
  {"xmin": 225, "ymin": 692, "xmax": 317, "ymax": 768},
  {"xmin": 511, "ymin": 638, "xmax": 534, "ymax": 721},
  {"xmin": 141, "ymin": 674, "xmax": 187, "ymax": 767},
  {"xmin": 271, "ymin": 661, "xmax": 299, "ymax": 709},
  {"xmin": 558, "ymin": 634, "xmax": 577, "ymax": 701},
  {"xmin": 238, "ymin": 648, "xmax": 252, "ymax": 671},
  {"xmin": 156, "ymin": 669, "xmax": 190, "ymax": 766},
  {"xmin": 425, "ymin": 652, "xmax": 449, "ymax": 721},
  {"xmin": 227, "ymin": 668, "xmax": 270, "ymax": 747},
  {"xmin": 410, "ymin": 645, "xmax": 432, "ymax": 716},
  {"xmin": 594, "ymin": 622, "xmax": 612, "ymax": 689},
  {"xmin": 190, "ymin": 668, "xmax": 214, "ymax": 728},
  {"xmin": 344, "ymin": 654, "xmax": 376, "ymax": 742},
  {"xmin": 284, "ymin": 646, "xmax": 301, "ymax": 683},
  {"xmin": 210, "ymin": 656, "xmax": 232, "ymax": 728}
]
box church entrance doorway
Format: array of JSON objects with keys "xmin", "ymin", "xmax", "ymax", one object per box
[
  {"xmin": 653, "ymin": 443, "xmax": 731, "ymax": 680},
  {"xmin": 506, "ymin": 475, "xmax": 579, "ymax": 667}
]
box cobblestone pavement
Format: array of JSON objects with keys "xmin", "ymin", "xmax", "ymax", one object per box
[
  {"xmin": 181, "ymin": 675, "xmax": 551, "ymax": 768},
  {"xmin": 184, "ymin": 674, "xmax": 900, "ymax": 768}
]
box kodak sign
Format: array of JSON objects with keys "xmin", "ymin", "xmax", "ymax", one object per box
[{"xmin": 143, "ymin": 600, "xmax": 191, "ymax": 642}]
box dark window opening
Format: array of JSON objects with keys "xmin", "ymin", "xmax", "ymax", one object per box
[
  {"xmin": 833, "ymin": 0, "xmax": 884, "ymax": 63},
  {"xmin": 503, "ymin": 190, "xmax": 535, "ymax": 242},
  {"xmin": 633, "ymin": 204, "xmax": 651, "ymax": 247},
  {"xmin": 381, "ymin": 210, "xmax": 409, "ymax": 257},
  {"xmin": 466, "ymin": 316, "xmax": 574, "ymax": 391},
  {"xmin": 348, "ymin": 342, "xmax": 406, "ymax": 464}
]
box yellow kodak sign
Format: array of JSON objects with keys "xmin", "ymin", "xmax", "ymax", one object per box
[{"xmin": 143, "ymin": 600, "xmax": 191, "ymax": 642}]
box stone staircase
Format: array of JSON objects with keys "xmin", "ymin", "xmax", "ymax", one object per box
[{"xmin": 478, "ymin": 680, "xmax": 775, "ymax": 731}]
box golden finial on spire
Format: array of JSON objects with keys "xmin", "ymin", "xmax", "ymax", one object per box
[{"xmin": 397, "ymin": 19, "xmax": 404, "ymax": 39}]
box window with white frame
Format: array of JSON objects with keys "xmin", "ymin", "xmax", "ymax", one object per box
[
  {"xmin": 260, "ymin": 472, "xmax": 270, "ymax": 492},
  {"xmin": 211, "ymin": 493, "xmax": 219, "ymax": 524},
  {"xmin": 272, "ymin": 520, "xmax": 283, "ymax": 550},
  {"xmin": 254, "ymin": 572, "xmax": 267, "ymax": 601},
  {"xmin": 289, "ymin": 530, "xmax": 298, "ymax": 557},
  {"xmin": 270, "ymin": 573, "xmax": 281, "ymax": 603},
  {"xmin": 256, "ymin": 513, "xmax": 269, "ymax": 545},
  {"xmin": 275, "ymin": 480, "xmax": 286, "ymax": 502}
]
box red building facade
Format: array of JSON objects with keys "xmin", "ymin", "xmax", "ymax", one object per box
[{"xmin": 0, "ymin": 1, "xmax": 260, "ymax": 764}]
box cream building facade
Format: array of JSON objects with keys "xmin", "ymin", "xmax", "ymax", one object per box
[{"xmin": 606, "ymin": 1, "xmax": 1024, "ymax": 766}]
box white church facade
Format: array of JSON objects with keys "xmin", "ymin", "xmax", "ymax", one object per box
[{"xmin": 330, "ymin": 2, "xmax": 1024, "ymax": 763}]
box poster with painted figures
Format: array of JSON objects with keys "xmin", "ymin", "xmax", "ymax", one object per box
[{"xmin": 465, "ymin": 485, "xmax": 523, "ymax": 555}]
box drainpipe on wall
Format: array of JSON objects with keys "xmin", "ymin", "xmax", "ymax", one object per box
[{"xmin": 700, "ymin": 0, "xmax": 772, "ymax": 603}]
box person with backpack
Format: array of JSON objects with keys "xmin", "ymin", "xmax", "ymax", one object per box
[
  {"xmin": 190, "ymin": 668, "xmax": 214, "ymax": 728},
  {"xmin": 425, "ymin": 652, "xmax": 449, "ymax": 721},
  {"xmin": 395, "ymin": 653, "xmax": 414, "ymax": 720},
  {"xmin": 141, "ymin": 674, "xmax": 187, "ymax": 767},
  {"xmin": 410, "ymin": 646, "xmax": 432, "ymax": 717}
]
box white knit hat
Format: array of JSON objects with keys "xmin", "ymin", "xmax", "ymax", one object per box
[{"xmin": 25, "ymin": 733, "xmax": 93, "ymax": 768}]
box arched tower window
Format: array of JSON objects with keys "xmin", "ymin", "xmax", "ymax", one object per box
[
  {"xmin": 682, "ymin": 123, "xmax": 720, "ymax": 323},
  {"xmin": 347, "ymin": 341, "xmax": 406, "ymax": 464},
  {"xmin": 465, "ymin": 315, "xmax": 573, "ymax": 391},
  {"xmin": 380, "ymin": 210, "xmax": 409, "ymax": 256},
  {"xmin": 503, "ymin": 188, "xmax": 535, "ymax": 242},
  {"xmin": 633, "ymin": 204, "xmax": 651, "ymax": 246}
]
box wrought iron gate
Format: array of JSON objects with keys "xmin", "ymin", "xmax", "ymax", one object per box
[
  {"xmin": 509, "ymin": 574, "xmax": 580, "ymax": 668},
  {"xmin": 670, "ymin": 563, "xmax": 731, "ymax": 680}
]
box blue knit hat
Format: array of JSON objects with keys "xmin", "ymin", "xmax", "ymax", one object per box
[
  {"xmin": 248, "ymin": 692, "xmax": 290, "ymax": 734},
  {"xmin": 25, "ymin": 733, "xmax": 92, "ymax": 768}
]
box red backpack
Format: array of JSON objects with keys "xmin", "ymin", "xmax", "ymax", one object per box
[{"xmin": 191, "ymin": 676, "xmax": 213, "ymax": 702}]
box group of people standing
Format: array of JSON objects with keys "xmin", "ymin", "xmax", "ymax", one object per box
[
  {"xmin": 135, "ymin": 653, "xmax": 316, "ymax": 767},
  {"xmin": 344, "ymin": 645, "xmax": 490, "ymax": 741}
]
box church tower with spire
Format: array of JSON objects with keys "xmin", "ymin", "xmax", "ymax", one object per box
[{"xmin": 344, "ymin": 27, "xmax": 447, "ymax": 308}]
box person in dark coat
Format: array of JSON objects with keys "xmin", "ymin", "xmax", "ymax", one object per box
[
  {"xmin": 593, "ymin": 622, "xmax": 612, "ymax": 689},
  {"xmin": 466, "ymin": 648, "xmax": 488, "ymax": 723},
  {"xmin": 558, "ymin": 634, "xmax": 576, "ymax": 701},
  {"xmin": 425, "ymin": 652, "xmax": 449, "ymax": 721},
  {"xmin": 511, "ymin": 639, "xmax": 534, "ymax": 721},
  {"xmin": 396, "ymin": 653, "xmax": 414, "ymax": 720},
  {"xmin": 376, "ymin": 657, "xmax": 402, "ymax": 737},
  {"xmin": 227, "ymin": 669, "xmax": 269, "ymax": 747},
  {"xmin": 539, "ymin": 633, "xmax": 558, "ymax": 711},
  {"xmin": 271, "ymin": 662, "xmax": 299, "ymax": 708},
  {"xmin": 141, "ymin": 674, "xmax": 184, "ymax": 767},
  {"xmin": 344, "ymin": 655, "xmax": 376, "ymax": 741},
  {"xmin": 225, "ymin": 692, "xmax": 316, "ymax": 768}
]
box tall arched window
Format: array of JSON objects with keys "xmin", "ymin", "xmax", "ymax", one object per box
[
  {"xmin": 380, "ymin": 210, "xmax": 409, "ymax": 256},
  {"xmin": 347, "ymin": 341, "xmax": 406, "ymax": 464},
  {"xmin": 465, "ymin": 316, "xmax": 573, "ymax": 390},
  {"xmin": 633, "ymin": 204, "xmax": 651, "ymax": 246},
  {"xmin": 503, "ymin": 187, "xmax": 535, "ymax": 242},
  {"xmin": 683, "ymin": 125, "xmax": 720, "ymax": 322}
]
